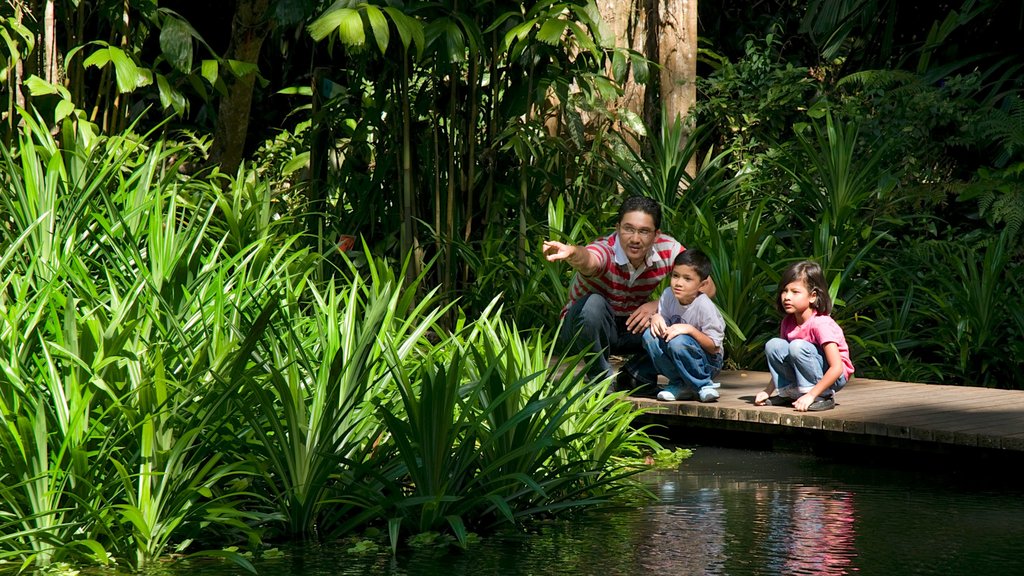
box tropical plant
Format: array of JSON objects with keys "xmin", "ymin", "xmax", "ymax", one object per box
[
  {"xmin": 304, "ymin": 0, "xmax": 636, "ymax": 316},
  {"xmin": 686, "ymin": 202, "xmax": 777, "ymax": 369},
  {"xmin": 605, "ymin": 111, "xmax": 741, "ymax": 218},
  {"xmin": 359, "ymin": 301, "xmax": 657, "ymax": 552},
  {"xmin": 694, "ymin": 30, "xmax": 817, "ymax": 176},
  {"xmin": 222, "ymin": 250, "xmax": 452, "ymax": 539},
  {"xmin": 774, "ymin": 110, "xmax": 895, "ymax": 299},
  {"xmin": 918, "ymin": 231, "xmax": 1022, "ymax": 387},
  {"xmin": 0, "ymin": 110, "xmax": 283, "ymax": 572}
]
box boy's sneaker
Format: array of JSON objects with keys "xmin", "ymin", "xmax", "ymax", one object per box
[
  {"xmin": 807, "ymin": 396, "xmax": 836, "ymax": 411},
  {"xmin": 656, "ymin": 385, "xmax": 697, "ymax": 402},
  {"xmin": 698, "ymin": 386, "xmax": 720, "ymax": 403}
]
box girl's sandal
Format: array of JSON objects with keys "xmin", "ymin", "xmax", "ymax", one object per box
[{"xmin": 765, "ymin": 395, "xmax": 795, "ymax": 407}]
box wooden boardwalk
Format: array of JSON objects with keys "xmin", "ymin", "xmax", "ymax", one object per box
[{"xmin": 624, "ymin": 369, "xmax": 1024, "ymax": 458}]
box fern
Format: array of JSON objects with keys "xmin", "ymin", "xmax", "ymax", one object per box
[
  {"xmin": 978, "ymin": 94, "xmax": 1024, "ymax": 167},
  {"xmin": 959, "ymin": 163, "xmax": 1024, "ymax": 249}
]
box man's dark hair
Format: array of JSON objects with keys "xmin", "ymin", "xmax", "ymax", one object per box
[
  {"xmin": 618, "ymin": 195, "xmax": 662, "ymax": 230},
  {"xmin": 673, "ymin": 249, "xmax": 712, "ymax": 280}
]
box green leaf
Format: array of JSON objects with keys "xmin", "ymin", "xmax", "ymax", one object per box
[
  {"xmin": 107, "ymin": 46, "xmax": 145, "ymax": 92},
  {"xmin": 631, "ymin": 52, "xmax": 649, "ymax": 84},
  {"xmin": 160, "ymin": 16, "xmax": 194, "ymax": 73},
  {"xmin": 338, "ymin": 8, "xmax": 366, "ymax": 46},
  {"xmin": 537, "ymin": 18, "xmax": 566, "ymax": 45},
  {"xmin": 201, "ymin": 59, "xmax": 218, "ymax": 84},
  {"xmin": 24, "ymin": 75, "xmax": 61, "ymax": 96},
  {"xmin": 156, "ymin": 74, "xmax": 173, "ymax": 109},
  {"xmin": 443, "ymin": 20, "xmax": 466, "ymax": 63},
  {"xmin": 365, "ymin": 4, "xmax": 389, "ymax": 55},
  {"xmin": 309, "ymin": 7, "xmax": 365, "ymax": 47},
  {"xmin": 82, "ymin": 47, "xmax": 112, "ymax": 69},
  {"xmin": 308, "ymin": 6, "xmax": 347, "ymax": 41},
  {"xmin": 277, "ymin": 85, "xmax": 313, "ymax": 96},
  {"xmin": 54, "ymin": 99, "xmax": 75, "ymax": 122},
  {"xmin": 282, "ymin": 152, "xmax": 310, "ymax": 175},
  {"xmin": 593, "ymin": 76, "xmax": 620, "ymax": 101},
  {"xmin": 118, "ymin": 506, "xmax": 151, "ymax": 534},
  {"xmin": 383, "ymin": 7, "xmax": 424, "ymax": 58},
  {"xmin": 566, "ymin": 21, "xmax": 598, "ymax": 57},
  {"xmin": 225, "ymin": 59, "xmax": 259, "ymax": 78},
  {"xmin": 611, "ymin": 49, "xmax": 627, "ymax": 84}
]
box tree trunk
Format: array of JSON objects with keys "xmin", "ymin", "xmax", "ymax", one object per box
[
  {"xmin": 658, "ymin": 0, "xmax": 698, "ymax": 162},
  {"xmin": 597, "ymin": 0, "xmax": 698, "ymax": 174},
  {"xmin": 208, "ymin": 0, "xmax": 271, "ymax": 175},
  {"xmin": 43, "ymin": 0, "xmax": 58, "ymax": 83},
  {"xmin": 10, "ymin": 2, "xmax": 26, "ymax": 126},
  {"xmin": 594, "ymin": 0, "xmax": 648, "ymax": 130}
]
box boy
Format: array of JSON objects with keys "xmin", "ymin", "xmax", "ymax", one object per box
[{"xmin": 641, "ymin": 249, "xmax": 725, "ymax": 402}]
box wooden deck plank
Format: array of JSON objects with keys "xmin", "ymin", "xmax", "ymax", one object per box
[{"xmin": 619, "ymin": 367, "xmax": 1024, "ymax": 454}]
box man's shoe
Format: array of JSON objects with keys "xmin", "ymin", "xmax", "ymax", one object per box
[
  {"xmin": 807, "ymin": 396, "xmax": 835, "ymax": 411},
  {"xmin": 615, "ymin": 370, "xmax": 661, "ymax": 396},
  {"xmin": 698, "ymin": 386, "xmax": 720, "ymax": 403},
  {"xmin": 656, "ymin": 385, "xmax": 697, "ymax": 402},
  {"xmin": 615, "ymin": 370, "xmax": 637, "ymax": 392}
]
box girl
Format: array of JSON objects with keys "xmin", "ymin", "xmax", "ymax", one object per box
[{"xmin": 754, "ymin": 260, "xmax": 854, "ymax": 411}]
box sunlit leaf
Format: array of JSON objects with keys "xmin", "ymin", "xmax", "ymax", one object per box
[
  {"xmin": 537, "ymin": 18, "xmax": 566, "ymax": 45},
  {"xmin": 384, "ymin": 7, "xmax": 424, "ymax": 58},
  {"xmin": 160, "ymin": 15, "xmax": 194, "ymax": 73},
  {"xmin": 282, "ymin": 152, "xmax": 310, "ymax": 175},
  {"xmin": 54, "ymin": 99, "xmax": 75, "ymax": 122},
  {"xmin": 107, "ymin": 46, "xmax": 147, "ymax": 92},
  {"xmin": 365, "ymin": 4, "xmax": 389, "ymax": 54},
  {"xmin": 201, "ymin": 59, "xmax": 218, "ymax": 84}
]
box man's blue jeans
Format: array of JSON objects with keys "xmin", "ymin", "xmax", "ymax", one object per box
[
  {"xmin": 765, "ymin": 338, "xmax": 847, "ymax": 398},
  {"xmin": 642, "ymin": 330, "xmax": 723, "ymax": 391},
  {"xmin": 558, "ymin": 293, "xmax": 658, "ymax": 383}
]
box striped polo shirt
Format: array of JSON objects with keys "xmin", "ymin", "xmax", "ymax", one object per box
[{"xmin": 561, "ymin": 232, "xmax": 683, "ymax": 318}]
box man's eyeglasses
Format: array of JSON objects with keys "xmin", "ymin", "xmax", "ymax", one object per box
[{"xmin": 619, "ymin": 225, "xmax": 655, "ymax": 238}]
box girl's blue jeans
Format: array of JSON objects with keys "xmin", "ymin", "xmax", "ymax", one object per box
[{"xmin": 765, "ymin": 337, "xmax": 847, "ymax": 398}]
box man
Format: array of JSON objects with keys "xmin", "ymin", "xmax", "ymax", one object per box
[{"xmin": 543, "ymin": 195, "xmax": 714, "ymax": 387}]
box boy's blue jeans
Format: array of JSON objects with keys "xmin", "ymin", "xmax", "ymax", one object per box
[
  {"xmin": 642, "ymin": 330, "xmax": 723, "ymax": 391},
  {"xmin": 558, "ymin": 293, "xmax": 658, "ymax": 383},
  {"xmin": 765, "ymin": 338, "xmax": 847, "ymax": 398}
]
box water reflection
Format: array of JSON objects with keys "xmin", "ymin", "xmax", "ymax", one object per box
[
  {"xmin": 636, "ymin": 458, "xmax": 858, "ymax": 576},
  {"xmin": 113, "ymin": 447, "xmax": 1024, "ymax": 576},
  {"xmin": 778, "ymin": 486, "xmax": 856, "ymax": 575}
]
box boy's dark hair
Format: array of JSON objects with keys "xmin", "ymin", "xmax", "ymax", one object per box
[
  {"xmin": 775, "ymin": 260, "xmax": 833, "ymax": 315},
  {"xmin": 618, "ymin": 195, "xmax": 662, "ymax": 230},
  {"xmin": 673, "ymin": 249, "xmax": 712, "ymax": 280}
]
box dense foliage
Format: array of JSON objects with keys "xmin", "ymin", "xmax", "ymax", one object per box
[
  {"xmin": 2, "ymin": 0, "xmax": 1023, "ymax": 571},
  {"xmin": 0, "ymin": 116, "xmax": 659, "ymax": 570}
]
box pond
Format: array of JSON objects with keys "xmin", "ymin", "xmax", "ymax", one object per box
[{"xmin": 101, "ymin": 446, "xmax": 1024, "ymax": 575}]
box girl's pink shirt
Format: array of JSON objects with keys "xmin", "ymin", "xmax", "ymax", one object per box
[{"xmin": 780, "ymin": 312, "xmax": 855, "ymax": 379}]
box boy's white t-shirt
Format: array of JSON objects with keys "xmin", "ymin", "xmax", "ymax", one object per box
[{"xmin": 657, "ymin": 290, "xmax": 726, "ymax": 351}]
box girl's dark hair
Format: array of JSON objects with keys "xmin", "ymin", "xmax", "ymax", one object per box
[
  {"xmin": 618, "ymin": 195, "xmax": 662, "ymax": 230},
  {"xmin": 775, "ymin": 260, "xmax": 833, "ymax": 315}
]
